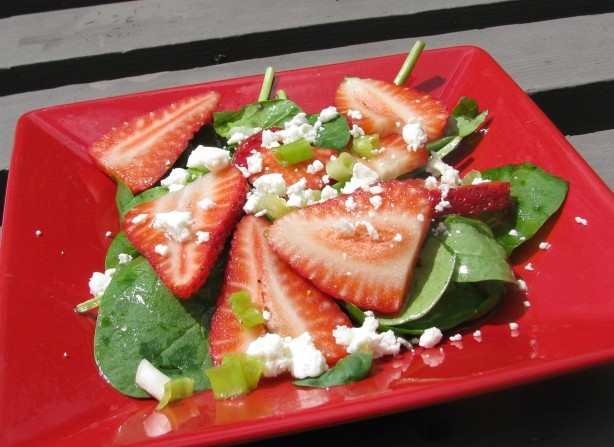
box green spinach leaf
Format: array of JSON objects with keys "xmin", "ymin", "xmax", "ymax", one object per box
[
  {"xmin": 377, "ymin": 236, "xmax": 456, "ymax": 326},
  {"xmin": 293, "ymin": 353, "xmax": 373, "ymax": 388},
  {"xmin": 439, "ymin": 215, "xmax": 516, "ymax": 283},
  {"xmin": 94, "ymin": 257, "xmax": 214, "ymax": 398},
  {"xmin": 213, "ymin": 99, "xmax": 302, "ymax": 143},
  {"xmin": 104, "ymin": 231, "xmax": 140, "ymax": 270},
  {"xmin": 306, "ymin": 113, "xmax": 350, "ymax": 150},
  {"xmin": 481, "ymin": 163, "xmax": 569, "ymax": 253}
]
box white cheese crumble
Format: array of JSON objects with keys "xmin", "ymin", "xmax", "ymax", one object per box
[
  {"xmin": 539, "ymin": 242, "xmax": 551, "ymax": 250},
  {"xmin": 508, "ymin": 229, "xmax": 519, "ymax": 237},
  {"xmin": 35, "ymin": 229, "xmax": 42, "ymax": 237},
  {"xmin": 347, "ymin": 109, "xmax": 363, "ymax": 119},
  {"xmin": 286, "ymin": 178, "xmax": 318, "ymax": 208},
  {"xmin": 524, "ymin": 263, "xmax": 535, "ymax": 271},
  {"xmin": 369, "ymin": 195, "xmax": 383, "ymax": 210},
  {"xmin": 575, "ymin": 216, "xmax": 588, "ymax": 225},
  {"xmin": 195, "ymin": 231, "xmax": 210, "ymax": 244},
  {"xmin": 252, "ymin": 173, "xmax": 287, "ymax": 196},
  {"xmin": 341, "ymin": 163, "xmax": 380, "ymax": 194},
  {"xmin": 118, "ymin": 253, "xmax": 133, "ymax": 265},
  {"xmin": 306, "ymin": 159, "xmax": 324, "ymax": 174},
  {"xmin": 160, "ymin": 168, "xmax": 189, "ymax": 192},
  {"xmin": 509, "ymin": 322, "xmax": 519, "ymax": 331},
  {"xmin": 246, "ymin": 151, "xmax": 264, "ymax": 175},
  {"xmin": 345, "ymin": 196, "xmax": 357, "ymax": 212},
  {"xmin": 246, "ymin": 332, "xmax": 327, "ymax": 379},
  {"xmin": 349, "ymin": 124, "xmax": 365, "ymax": 138},
  {"xmin": 105, "ymin": 231, "xmax": 113, "ymax": 238},
  {"xmin": 401, "ymin": 121, "xmax": 427, "ymax": 151},
  {"xmin": 393, "ymin": 233, "xmax": 403, "ymax": 242},
  {"xmin": 152, "ymin": 211, "xmax": 195, "ymax": 243},
  {"xmin": 88, "ymin": 268, "xmax": 117, "ymax": 298},
  {"xmin": 449, "ymin": 334, "xmax": 463, "ymax": 342},
  {"xmin": 333, "ymin": 311, "xmax": 408, "ymax": 358},
  {"xmin": 197, "ymin": 198, "xmax": 217, "ymax": 210},
  {"xmin": 355, "ymin": 220, "xmax": 380, "ymax": 240},
  {"xmin": 318, "ymin": 106, "xmax": 338, "ymax": 123},
  {"xmin": 517, "ymin": 279, "xmax": 528, "ymax": 292},
  {"xmin": 419, "ymin": 327, "xmax": 443, "ymax": 349},
  {"xmin": 154, "ymin": 244, "xmax": 169, "ymax": 256},
  {"xmin": 333, "ymin": 218, "xmax": 356, "ymax": 237},
  {"xmin": 426, "ymin": 153, "xmax": 460, "ymax": 186},
  {"xmin": 187, "ymin": 145, "xmax": 231, "ymax": 172},
  {"xmin": 320, "ymin": 185, "xmax": 339, "ymax": 202}
]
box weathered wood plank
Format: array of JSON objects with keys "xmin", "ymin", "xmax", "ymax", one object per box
[
  {"xmin": 567, "ymin": 130, "xmax": 614, "ymax": 189},
  {"xmin": 2, "ymin": 13, "xmax": 613, "ymax": 181},
  {"xmin": 0, "ymin": 0, "xmax": 520, "ymax": 67}
]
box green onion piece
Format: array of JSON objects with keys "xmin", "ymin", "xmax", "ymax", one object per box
[
  {"xmin": 326, "ymin": 152, "xmax": 355, "ymax": 181},
  {"xmin": 74, "ymin": 296, "xmax": 102, "ymax": 313},
  {"xmin": 205, "ymin": 353, "xmax": 264, "ymax": 399},
  {"xmin": 271, "ymin": 138, "xmax": 314, "ymax": 165},
  {"xmin": 259, "ymin": 194, "xmax": 293, "ymax": 220},
  {"xmin": 351, "ymin": 134, "xmax": 381, "ymax": 158},
  {"xmin": 393, "ymin": 40, "xmax": 426, "ymax": 86},
  {"xmin": 258, "ymin": 66, "xmax": 276, "ymax": 102},
  {"xmin": 276, "ymin": 89, "xmax": 288, "ymax": 100},
  {"xmin": 460, "ymin": 169, "xmax": 483, "ymax": 185},
  {"xmin": 156, "ymin": 377, "xmax": 195, "ymax": 410},
  {"xmin": 228, "ymin": 289, "xmax": 265, "ymax": 328}
]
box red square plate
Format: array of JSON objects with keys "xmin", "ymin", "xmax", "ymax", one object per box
[{"xmin": 1, "ymin": 46, "xmax": 613, "ymax": 447}]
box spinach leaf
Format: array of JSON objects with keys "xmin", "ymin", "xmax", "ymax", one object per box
[
  {"xmin": 384, "ymin": 281, "xmax": 505, "ymax": 334},
  {"xmin": 377, "ymin": 236, "xmax": 456, "ymax": 326},
  {"xmin": 481, "ymin": 163, "xmax": 569, "ymax": 253},
  {"xmin": 94, "ymin": 257, "xmax": 214, "ymax": 398},
  {"xmin": 122, "ymin": 186, "xmax": 168, "ymax": 217},
  {"xmin": 306, "ymin": 113, "xmax": 350, "ymax": 150},
  {"xmin": 428, "ymin": 96, "xmax": 488, "ymax": 158},
  {"xmin": 104, "ymin": 231, "xmax": 140, "ymax": 270},
  {"xmin": 115, "ymin": 180, "xmax": 134, "ymax": 219},
  {"xmin": 293, "ymin": 353, "xmax": 373, "ymax": 388},
  {"xmin": 213, "ymin": 99, "xmax": 302, "ymax": 143},
  {"xmin": 439, "ymin": 215, "xmax": 516, "ymax": 284}
]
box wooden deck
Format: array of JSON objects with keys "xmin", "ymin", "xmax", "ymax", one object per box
[{"xmin": 1, "ymin": 0, "xmax": 612, "ymax": 445}]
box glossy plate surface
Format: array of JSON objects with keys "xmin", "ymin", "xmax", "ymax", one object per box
[{"xmin": 1, "ymin": 46, "xmax": 613, "ymax": 447}]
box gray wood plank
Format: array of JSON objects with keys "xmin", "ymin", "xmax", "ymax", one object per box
[
  {"xmin": 567, "ymin": 130, "xmax": 614, "ymax": 189},
  {"xmin": 1, "ymin": 0, "xmax": 509, "ymax": 67},
  {"xmin": 2, "ymin": 13, "xmax": 613, "ymax": 175}
]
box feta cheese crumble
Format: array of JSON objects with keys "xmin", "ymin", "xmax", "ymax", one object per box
[
  {"xmin": 401, "ymin": 121, "xmax": 427, "ymax": 151},
  {"xmin": 341, "ymin": 163, "xmax": 380, "ymax": 194},
  {"xmin": 246, "ymin": 332, "xmax": 327, "ymax": 379},
  {"xmin": 152, "ymin": 211, "xmax": 195, "ymax": 243},
  {"xmin": 419, "ymin": 327, "xmax": 443, "ymax": 349},
  {"xmin": 187, "ymin": 145, "xmax": 231, "ymax": 172},
  {"xmin": 539, "ymin": 242, "xmax": 551, "ymax": 250},
  {"xmin": 575, "ymin": 216, "xmax": 588, "ymax": 225},
  {"xmin": 131, "ymin": 213, "xmax": 149, "ymax": 225},
  {"xmin": 118, "ymin": 253, "xmax": 133, "ymax": 265},
  {"xmin": 154, "ymin": 244, "xmax": 169, "ymax": 256},
  {"xmin": 88, "ymin": 268, "xmax": 117, "ymax": 298},
  {"xmin": 160, "ymin": 168, "xmax": 189, "ymax": 192},
  {"xmin": 333, "ymin": 311, "xmax": 408, "ymax": 358}
]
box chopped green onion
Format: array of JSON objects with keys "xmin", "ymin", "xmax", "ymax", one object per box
[
  {"xmin": 393, "ymin": 40, "xmax": 426, "ymax": 86},
  {"xmin": 205, "ymin": 353, "xmax": 264, "ymax": 399},
  {"xmin": 258, "ymin": 194, "xmax": 293, "ymax": 220},
  {"xmin": 156, "ymin": 377, "xmax": 195, "ymax": 410},
  {"xmin": 326, "ymin": 152, "xmax": 355, "ymax": 181},
  {"xmin": 276, "ymin": 89, "xmax": 288, "ymax": 100},
  {"xmin": 351, "ymin": 134, "xmax": 380, "ymax": 158},
  {"xmin": 135, "ymin": 358, "xmax": 171, "ymax": 401},
  {"xmin": 228, "ymin": 289, "xmax": 266, "ymax": 328},
  {"xmin": 461, "ymin": 169, "xmax": 483, "ymax": 185},
  {"xmin": 258, "ymin": 67, "xmax": 276, "ymax": 102},
  {"xmin": 271, "ymin": 138, "xmax": 314, "ymax": 165},
  {"xmin": 74, "ymin": 296, "xmax": 102, "ymax": 313}
]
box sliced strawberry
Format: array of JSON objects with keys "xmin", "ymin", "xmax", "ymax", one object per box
[
  {"xmin": 89, "ymin": 91, "xmax": 221, "ymax": 193},
  {"xmin": 209, "ymin": 215, "xmax": 267, "ymax": 365},
  {"xmin": 233, "ymin": 131, "xmax": 337, "ymax": 190},
  {"xmin": 427, "ymin": 181, "xmax": 512, "ymax": 217},
  {"xmin": 121, "ymin": 165, "xmax": 247, "ymax": 298},
  {"xmin": 358, "ymin": 133, "xmax": 429, "ymax": 181},
  {"xmin": 267, "ymin": 180, "xmax": 432, "ymax": 314},
  {"xmin": 210, "ymin": 215, "xmax": 351, "ymax": 365},
  {"xmin": 334, "ymin": 77, "xmax": 448, "ymax": 141}
]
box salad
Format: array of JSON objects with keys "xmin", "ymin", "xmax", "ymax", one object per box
[{"xmin": 77, "ymin": 42, "xmax": 568, "ymax": 408}]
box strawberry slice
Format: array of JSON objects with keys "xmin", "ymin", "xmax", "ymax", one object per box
[
  {"xmin": 427, "ymin": 181, "xmax": 512, "ymax": 217},
  {"xmin": 210, "ymin": 215, "xmax": 351, "ymax": 365},
  {"xmin": 209, "ymin": 215, "xmax": 266, "ymax": 365},
  {"xmin": 358, "ymin": 133, "xmax": 429, "ymax": 180},
  {"xmin": 121, "ymin": 165, "xmax": 247, "ymax": 298},
  {"xmin": 267, "ymin": 180, "xmax": 433, "ymax": 314},
  {"xmin": 89, "ymin": 91, "xmax": 221, "ymax": 193},
  {"xmin": 334, "ymin": 77, "xmax": 448, "ymax": 141},
  {"xmin": 233, "ymin": 131, "xmax": 337, "ymax": 190}
]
